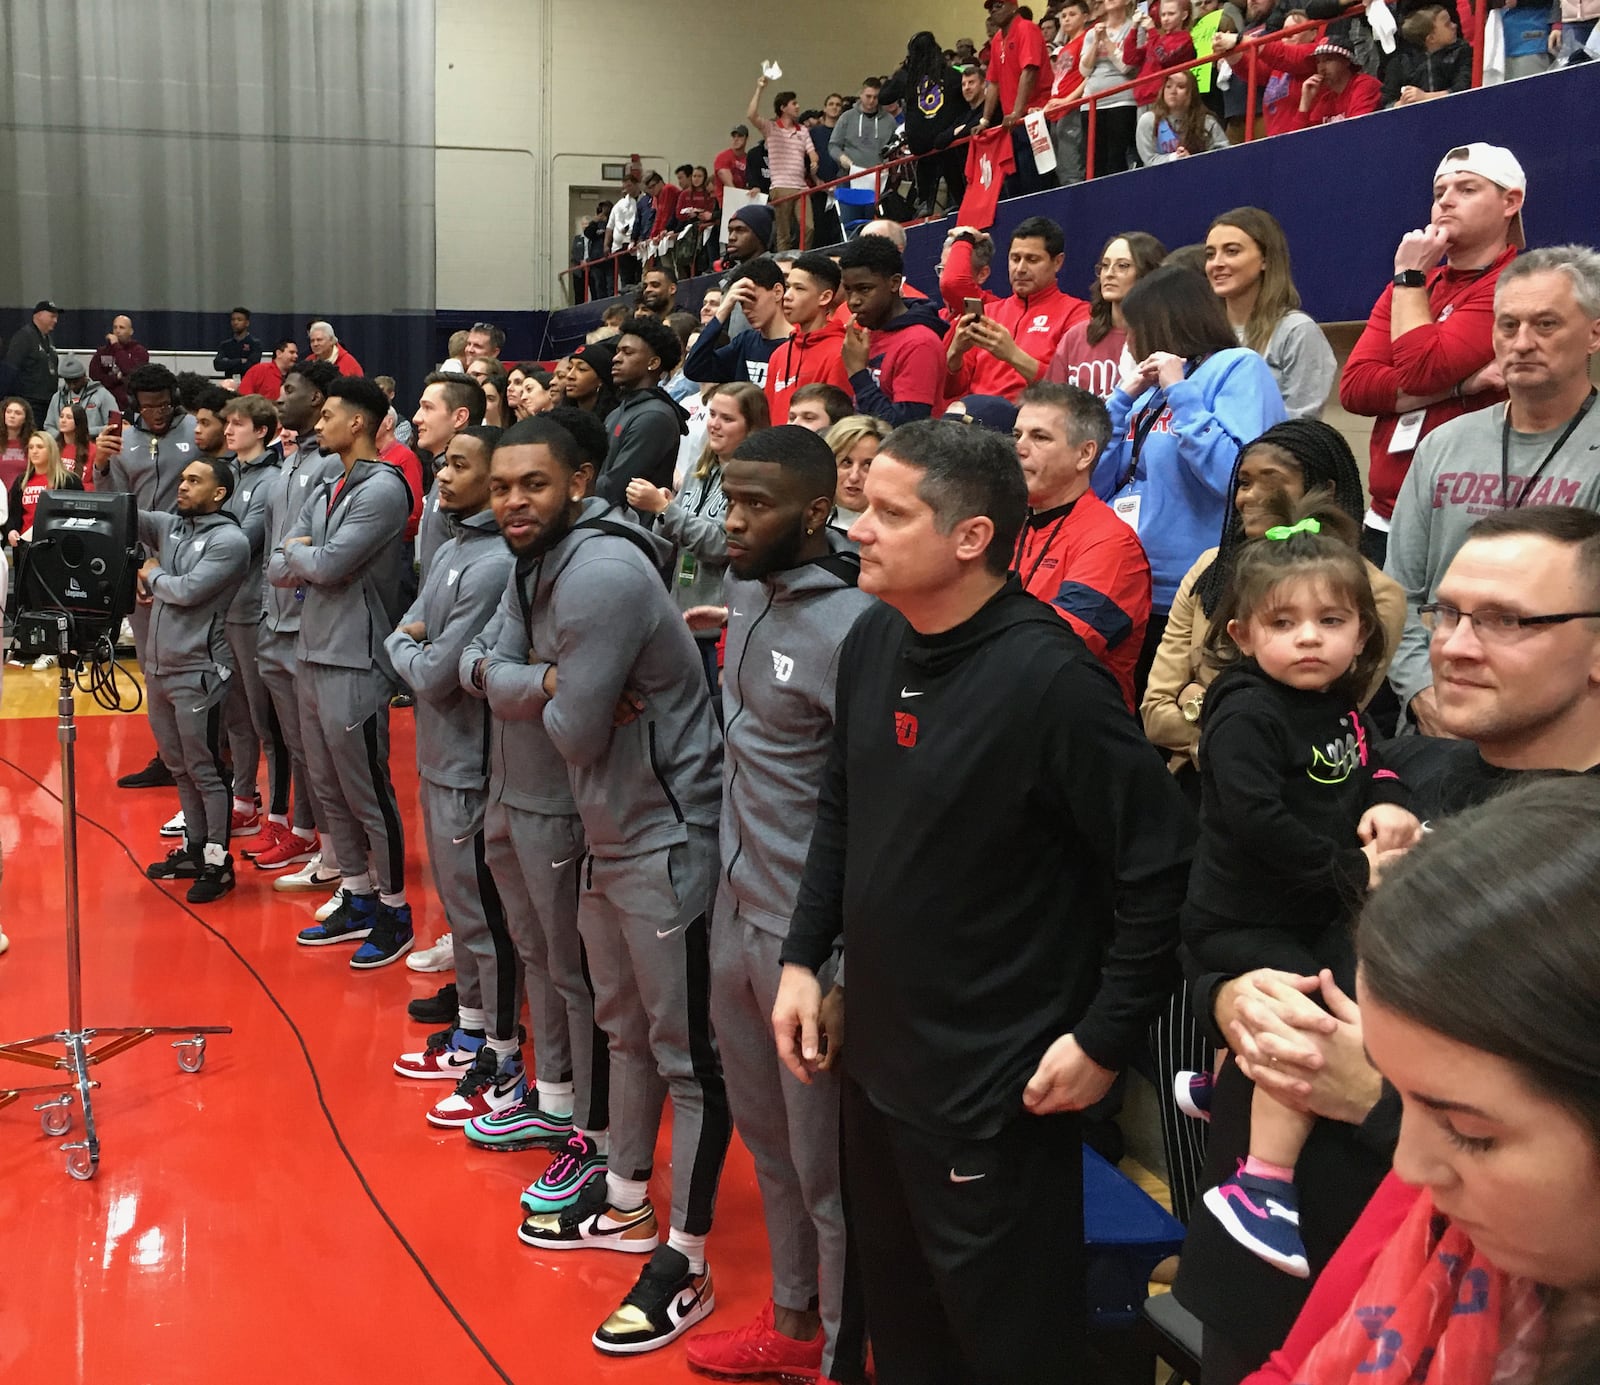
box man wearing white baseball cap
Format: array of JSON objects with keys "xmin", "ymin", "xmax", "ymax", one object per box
[{"xmin": 1339, "ymin": 142, "xmax": 1527, "ymax": 577}]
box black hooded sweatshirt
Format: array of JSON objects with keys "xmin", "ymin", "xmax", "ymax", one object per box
[
  {"xmin": 782, "ymin": 577, "xmax": 1194, "ymax": 1138},
  {"xmin": 1186, "ymin": 661, "xmax": 1410, "ymax": 945},
  {"xmin": 597, "ymin": 385, "xmax": 691, "ymax": 508}
]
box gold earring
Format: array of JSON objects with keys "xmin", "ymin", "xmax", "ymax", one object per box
[{"xmin": 807, "ymin": 526, "xmax": 815, "ymax": 534}]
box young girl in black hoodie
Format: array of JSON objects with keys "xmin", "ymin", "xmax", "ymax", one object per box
[{"xmin": 1180, "ymin": 494, "xmax": 1419, "ymax": 1277}]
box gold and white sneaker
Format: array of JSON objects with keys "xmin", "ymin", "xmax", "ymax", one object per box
[{"xmin": 593, "ymin": 1245, "xmax": 714, "ymax": 1355}]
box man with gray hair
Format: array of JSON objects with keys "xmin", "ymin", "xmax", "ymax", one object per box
[
  {"xmin": 1386, "ymin": 243, "xmax": 1600, "ymax": 734},
  {"xmin": 307, "ymin": 319, "xmax": 364, "ymax": 377}
]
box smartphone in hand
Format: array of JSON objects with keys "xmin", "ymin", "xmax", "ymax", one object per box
[{"xmin": 963, "ymin": 297, "xmax": 985, "ymax": 320}]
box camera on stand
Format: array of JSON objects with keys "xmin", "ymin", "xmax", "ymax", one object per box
[{"xmin": 14, "ymin": 490, "xmax": 140, "ymax": 665}]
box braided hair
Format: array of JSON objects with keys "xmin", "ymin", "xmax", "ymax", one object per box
[{"xmin": 1195, "ymin": 418, "xmax": 1367, "ymax": 618}]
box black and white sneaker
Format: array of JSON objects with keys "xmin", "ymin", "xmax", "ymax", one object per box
[
  {"xmin": 186, "ymin": 855, "xmax": 236, "ymax": 904},
  {"xmin": 146, "ymin": 845, "xmax": 201, "ymax": 880},
  {"xmin": 592, "ymin": 1245, "xmax": 714, "ymax": 1355}
]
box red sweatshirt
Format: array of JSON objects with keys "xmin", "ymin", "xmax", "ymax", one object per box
[
  {"xmin": 1123, "ymin": 25, "xmax": 1200, "ymax": 106},
  {"xmin": 941, "ymin": 239, "xmax": 1090, "ymax": 402},
  {"xmin": 381, "ymin": 440, "xmax": 426, "ymax": 542},
  {"xmin": 1014, "ymin": 493, "xmax": 1152, "ymax": 710},
  {"xmin": 765, "ymin": 318, "xmax": 853, "ymax": 422},
  {"xmin": 1281, "ymin": 70, "xmax": 1383, "ymax": 129},
  {"xmin": 239, "ymin": 361, "xmax": 286, "ymax": 401},
  {"xmin": 1339, "ymin": 244, "xmax": 1515, "ymax": 519},
  {"xmin": 1241, "ymin": 1174, "xmax": 1421, "ymax": 1385},
  {"xmin": 1254, "ymin": 36, "xmax": 1320, "ymax": 135}
]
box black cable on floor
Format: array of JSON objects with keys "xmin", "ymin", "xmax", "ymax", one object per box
[{"xmin": 0, "ymin": 755, "xmax": 517, "ymax": 1385}]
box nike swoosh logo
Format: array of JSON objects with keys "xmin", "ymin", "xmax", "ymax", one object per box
[
  {"xmin": 452, "ymin": 834, "xmax": 476, "ymax": 845},
  {"xmin": 949, "ymin": 1170, "xmax": 986, "ymax": 1183},
  {"xmin": 344, "ymin": 720, "xmax": 367, "ymax": 732},
  {"xmin": 900, "ymin": 688, "xmax": 924, "ymax": 699},
  {"xmin": 672, "ymin": 1286, "xmax": 704, "ymax": 1317},
  {"xmin": 656, "ymin": 924, "xmax": 685, "ymax": 939},
  {"xmin": 551, "ymin": 854, "xmax": 577, "ymax": 869}
]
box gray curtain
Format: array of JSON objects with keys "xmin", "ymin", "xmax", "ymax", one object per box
[{"xmin": 0, "ymin": 0, "xmax": 435, "ymax": 315}]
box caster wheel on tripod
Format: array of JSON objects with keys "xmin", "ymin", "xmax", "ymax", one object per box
[
  {"xmin": 65, "ymin": 1143, "xmax": 97, "ymax": 1181},
  {"xmin": 174, "ymin": 1035, "xmax": 207, "ymax": 1073},
  {"xmin": 41, "ymin": 1106, "xmax": 72, "ymax": 1138}
]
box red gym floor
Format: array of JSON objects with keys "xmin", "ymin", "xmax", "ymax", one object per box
[{"xmin": 0, "ymin": 702, "xmax": 771, "ymax": 1384}]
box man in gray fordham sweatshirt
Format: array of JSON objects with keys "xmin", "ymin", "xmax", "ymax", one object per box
[
  {"xmin": 479, "ymin": 416, "xmax": 728, "ymax": 1360},
  {"xmin": 139, "ymin": 457, "xmax": 252, "ymax": 904},
  {"xmin": 681, "ymin": 426, "xmax": 873, "ymax": 1384},
  {"xmin": 385, "ymin": 425, "xmax": 529, "ymax": 1129},
  {"xmin": 255, "ymin": 360, "xmax": 343, "ymax": 885},
  {"xmin": 268, "ymin": 376, "xmax": 414, "ymax": 969},
  {"xmin": 1386, "ymin": 246, "xmax": 1600, "ymax": 732}
]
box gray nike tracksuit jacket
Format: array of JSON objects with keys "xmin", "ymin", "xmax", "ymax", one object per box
[
  {"xmin": 259, "ymin": 434, "xmax": 342, "ymax": 640},
  {"xmin": 136, "ymin": 509, "xmax": 252, "ymax": 677},
  {"xmin": 266, "ymin": 457, "xmax": 413, "ymax": 676},
  {"xmin": 480, "ymin": 497, "xmax": 722, "ymax": 859},
  {"xmin": 223, "ymin": 449, "xmax": 280, "ymax": 627},
  {"xmin": 105, "ymin": 415, "xmax": 200, "ymax": 515},
  {"xmin": 719, "ymin": 534, "xmax": 874, "ymax": 936},
  {"xmin": 385, "ymin": 508, "xmax": 513, "ymax": 790}
]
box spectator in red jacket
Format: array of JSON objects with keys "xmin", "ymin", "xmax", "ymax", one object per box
[
  {"xmin": 943, "ymin": 215, "xmax": 1091, "ymax": 401},
  {"xmin": 837, "ymin": 234, "xmax": 949, "ymax": 426},
  {"xmin": 767, "ymin": 253, "xmax": 853, "ymax": 422},
  {"xmin": 1012, "ymin": 381, "xmax": 1152, "ymax": 708},
  {"xmin": 240, "ymin": 340, "xmax": 299, "ymax": 402},
  {"xmin": 1282, "ymin": 36, "xmax": 1382, "ymax": 128},
  {"xmin": 1338, "ymin": 142, "xmax": 1524, "ymax": 564},
  {"xmin": 89, "ymin": 314, "xmax": 149, "ymax": 412},
  {"xmin": 1124, "ymin": 0, "xmax": 1199, "ymax": 105},
  {"xmin": 307, "ymin": 320, "xmax": 363, "ymax": 376}
]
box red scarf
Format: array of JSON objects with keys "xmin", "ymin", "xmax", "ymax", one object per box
[{"xmin": 1292, "ymin": 1191, "xmax": 1545, "ymax": 1385}]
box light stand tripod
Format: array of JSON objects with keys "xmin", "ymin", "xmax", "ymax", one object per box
[{"xmin": 0, "ymin": 618, "xmax": 230, "ymax": 1180}]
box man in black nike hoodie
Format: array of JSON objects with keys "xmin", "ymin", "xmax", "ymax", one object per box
[
  {"xmin": 597, "ymin": 315, "xmax": 690, "ymax": 510},
  {"xmin": 775, "ymin": 419, "xmax": 1194, "ymax": 1385}
]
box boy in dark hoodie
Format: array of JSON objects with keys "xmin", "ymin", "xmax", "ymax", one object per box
[
  {"xmin": 1383, "ymin": 4, "xmax": 1473, "ymax": 106},
  {"xmin": 837, "ymin": 234, "xmax": 949, "ymax": 426},
  {"xmin": 684, "ymin": 258, "xmax": 793, "ymax": 391},
  {"xmin": 767, "ymin": 253, "xmax": 853, "ymax": 422},
  {"xmin": 597, "ymin": 315, "xmax": 690, "ymax": 509}
]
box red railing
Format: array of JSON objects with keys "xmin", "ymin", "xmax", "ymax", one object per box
[{"xmin": 561, "ymin": 0, "xmax": 1491, "ymax": 297}]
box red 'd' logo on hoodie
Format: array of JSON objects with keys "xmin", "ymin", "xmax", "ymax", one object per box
[{"xmin": 894, "ymin": 711, "xmax": 919, "ymax": 748}]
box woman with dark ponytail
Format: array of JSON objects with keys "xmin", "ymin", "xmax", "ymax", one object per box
[{"xmin": 1142, "ymin": 419, "xmax": 1405, "ymax": 781}]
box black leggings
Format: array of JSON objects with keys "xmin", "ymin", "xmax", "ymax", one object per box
[{"xmin": 1083, "ymin": 103, "xmax": 1139, "ymax": 177}]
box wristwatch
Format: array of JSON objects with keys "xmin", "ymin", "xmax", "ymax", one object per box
[
  {"xmin": 1181, "ymin": 692, "xmax": 1205, "ymax": 724},
  {"xmin": 1392, "ymin": 270, "xmax": 1427, "ymax": 289}
]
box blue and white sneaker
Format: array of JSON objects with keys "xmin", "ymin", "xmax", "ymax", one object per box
[
  {"xmin": 1202, "ymin": 1164, "xmax": 1310, "ymax": 1277},
  {"xmin": 350, "ymin": 902, "xmax": 414, "ymax": 970},
  {"xmin": 297, "ymin": 890, "xmax": 377, "ymax": 946},
  {"xmin": 466, "ymin": 1094, "xmax": 574, "ymax": 1152},
  {"xmin": 393, "ymin": 1026, "xmax": 485, "ymax": 1080},
  {"xmin": 518, "ymin": 1132, "xmax": 607, "ymax": 1215},
  {"xmin": 1174, "ymin": 1069, "xmax": 1215, "ymax": 1123},
  {"xmin": 426, "ymin": 1046, "xmax": 526, "ymax": 1128}
]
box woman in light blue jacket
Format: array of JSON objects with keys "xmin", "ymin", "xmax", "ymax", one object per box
[{"xmin": 1093, "ymin": 263, "xmax": 1287, "ymax": 695}]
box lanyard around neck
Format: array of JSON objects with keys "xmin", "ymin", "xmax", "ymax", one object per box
[{"xmin": 1500, "ymin": 388, "xmax": 1597, "ymax": 510}]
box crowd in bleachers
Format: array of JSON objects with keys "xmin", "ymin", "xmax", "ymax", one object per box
[
  {"xmin": 4, "ymin": 49, "xmax": 1600, "ymax": 1381},
  {"xmin": 570, "ymin": 0, "xmax": 1592, "ymax": 299}
]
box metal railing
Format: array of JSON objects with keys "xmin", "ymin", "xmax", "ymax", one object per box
[{"xmin": 561, "ymin": 0, "xmax": 1494, "ymax": 297}]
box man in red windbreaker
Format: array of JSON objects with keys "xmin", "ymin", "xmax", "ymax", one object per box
[
  {"xmin": 767, "ymin": 253, "xmax": 853, "ymax": 422},
  {"xmin": 1339, "ymin": 142, "xmax": 1525, "ymax": 564},
  {"xmin": 1281, "ymin": 37, "xmax": 1382, "ymax": 128},
  {"xmin": 942, "ymin": 215, "xmax": 1090, "ymax": 403},
  {"xmin": 1012, "ymin": 381, "xmax": 1151, "ymax": 709}
]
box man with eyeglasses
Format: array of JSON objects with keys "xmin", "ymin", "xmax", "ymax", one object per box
[
  {"xmin": 1385, "ymin": 244, "xmax": 1600, "ymax": 735},
  {"xmin": 93, "ymin": 362, "xmax": 203, "ymax": 788}
]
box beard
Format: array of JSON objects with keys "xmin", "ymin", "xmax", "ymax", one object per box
[
  {"xmin": 505, "ymin": 502, "xmax": 579, "ymax": 560},
  {"xmin": 730, "ymin": 515, "xmax": 808, "ymax": 582}
]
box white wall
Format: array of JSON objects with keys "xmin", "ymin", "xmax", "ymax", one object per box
[{"xmin": 435, "ymin": 0, "xmax": 982, "ymax": 309}]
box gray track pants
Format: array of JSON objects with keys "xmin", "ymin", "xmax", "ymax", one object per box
[
  {"xmin": 300, "ymin": 663, "xmax": 404, "ymax": 895},
  {"xmin": 483, "ymin": 802, "xmax": 608, "ymax": 1122},
  {"xmin": 256, "ymin": 630, "xmax": 322, "ymax": 836},
  {"xmin": 147, "ymin": 668, "xmax": 232, "ymax": 850},
  {"xmin": 580, "ymin": 826, "xmax": 729, "ymax": 1235},
  {"xmin": 711, "ymin": 907, "xmax": 862, "ymax": 1375},
  {"xmin": 224, "ymin": 621, "xmax": 288, "ymax": 815}
]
